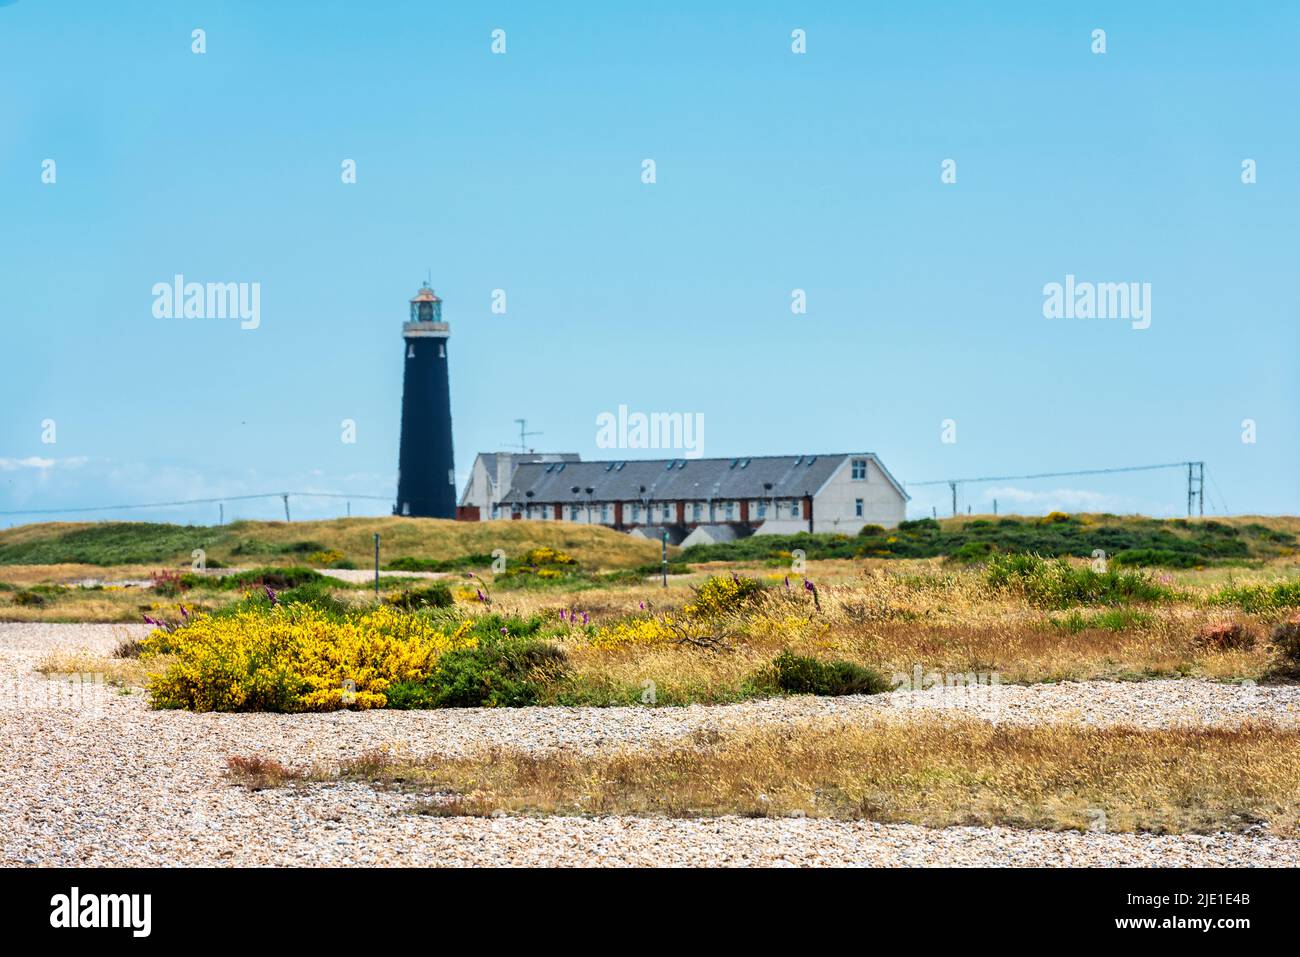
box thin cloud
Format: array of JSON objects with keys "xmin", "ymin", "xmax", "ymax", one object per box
[{"xmin": 0, "ymin": 456, "xmax": 88, "ymax": 471}]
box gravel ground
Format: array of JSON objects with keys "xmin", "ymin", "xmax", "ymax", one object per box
[{"xmin": 3, "ymin": 622, "xmax": 1299, "ymax": 867}]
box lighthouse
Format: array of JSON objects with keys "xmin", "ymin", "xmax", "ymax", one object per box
[{"xmin": 394, "ymin": 282, "xmax": 457, "ymax": 518}]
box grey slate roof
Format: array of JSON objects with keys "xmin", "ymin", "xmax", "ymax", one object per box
[
  {"xmin": 680, "ymin": 523, "xmax": 756, "ymax": 547},
  {"xmin": 500, "ymin": 453, "xmax": 906, "ymax": 504},
  {"xmin": 479, "ymin": 452, "xmax": 579, "ymax": 477}
]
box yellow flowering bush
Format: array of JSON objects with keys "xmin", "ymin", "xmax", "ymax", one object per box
[
  {"xmin": 144, "ymin": 605, "xmax": 477, "ymax": 712},
  {"xmin": 306, "ymin": 548, "xmax": 345, "ymax": 566},
  {"xmin": 683, "ymin": 574, "xmax": 766, "ymax": 618},
  {"xmin": 589, "ymin": 616, "xmax": 681, "ymax": 649},
  {"xmin": 523, "ymin": 547, "xmax": 576, "ymax": 566},
  {"xmin": 590, "ymin": 575, "xmax": 767, "ymax": 649}
]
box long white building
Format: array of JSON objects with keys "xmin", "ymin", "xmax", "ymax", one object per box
[{"xmin": 458, "ymin": 452, "xmax": 909, "ymax": 545}]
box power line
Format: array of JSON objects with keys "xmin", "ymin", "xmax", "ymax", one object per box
[
  {"xmin": 905, "ymin": 461, "xmax": 1191, "ymax": 487},
  {"xmin": 905, "ymin": 460, "xmax": 1210, "ymax": 518},
  {"xmin": 0, "ymin": 491, "xmax": 392, "ymax": 518},
  {"xmin": 1206, "ymin": 465, "xmax": 1231, "ymax": 515}
]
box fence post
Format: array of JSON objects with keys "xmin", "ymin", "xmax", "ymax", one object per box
[
  {"xmin": 373, "ymin": 533, "xmax": 380, "ymax": 599},
  {"xmin": 661, "ymin": 530, "xmax": 668, "ymax": 588}
]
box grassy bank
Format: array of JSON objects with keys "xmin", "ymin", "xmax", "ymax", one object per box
[{"xmin": 0, "ymin": 517, "xmax": 661, "ymax": 570}]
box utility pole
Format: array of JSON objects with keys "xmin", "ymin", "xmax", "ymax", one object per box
[
  {"xmin": 282, "ymin": 493, "xmax": 291, "ymax": 522},
  {"xmin": 1186, "ymin": 462, "xmax": 1207, "ymax": 517},
  {"xmin": 949, "ymin": 481, "xmax": 958, "ymax": 518},
  {"xmin": 993, "ymin": 499, "xmax": 998, "ymax": 516},
  {"xmin": 373, "ymin": 533, "xmax": 381, "ymax": 599},
  {"xmin": 218, "ymin": 503, "xmax": 223, "ymax": 525}
]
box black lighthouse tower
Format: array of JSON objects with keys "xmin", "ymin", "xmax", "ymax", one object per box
[{"xmin": 395, "ymin": 282, "xmax": 457, "ymax": 518}]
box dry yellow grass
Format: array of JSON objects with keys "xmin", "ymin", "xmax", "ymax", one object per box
[
  {"xmin": 35, "ymin": 647, "xmax": 174, "ymax": 688},
  {"xmin": 0, "ymin": 563, "xmax": 158, "ymax": 585},
  {"xmin": 523, "ymin": 571, "xmax": 1282, "ymax": 694},
  {"xmin": 270, "ymin": 717, "xmax": 1300, "ymax": 835},
  {"xmin": 218, "ymin": 517, "xmax": 665, "ymax": 569}
]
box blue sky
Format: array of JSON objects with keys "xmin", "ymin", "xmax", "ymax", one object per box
[{"xmin": 1, "ymin": 0, "xmax": 1296, "ymax": 525}]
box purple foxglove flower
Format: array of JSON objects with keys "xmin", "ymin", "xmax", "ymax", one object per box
[
  {"xmin": 784, "ymin": 576, "xmax": 791, "ymax": 591},
  {"xmin": 639, "ymin": 601, "xmax": 645, "ymax": 611},
  {"xmin": 476, "ymin": 589, "xmax": 487, "ymax": 603},
  {"xmin": 179, "ymin": 604, "xmax": 189, "ymax": 619},
  {"xmin": 582, "ymin": 612, "xmax": 589, "ymax": 625}
]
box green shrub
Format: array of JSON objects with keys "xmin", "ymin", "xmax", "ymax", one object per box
[
  {"xmin": 897, "ymin": 518, "xmax": 941, "ymax": 535},
  {"xmin": 1112, "ymin": 548, "xmax": 1202, "ymax": 568},
  {"xmin": 386, "ymin": 554, "xmax": 496, "ymax": 573},
  {"xmin": 984, "ymin": 553, "xmax": 1169, "ymax": 608},
  {"xmin": 680, "ymin": 515, "xmax": 1272, "ymax": 566},
  {"xmin": 1209, "ymin": 580, "xmax": 1300, "ymax": 613},
  {"xmin": 771, "ymin": 651, "xmax": 890, "ymax": 696},
  {"xmin": 214, "ymin": 580, "xmax": 352, "ymax": 618},
  {"xmin": 948, "ymin": 541, "xmax": 995, "ymax": 564},
  {"xmin": 385, "ymin": 634, "xmax": 567, "ymax": 708},
  {"xmin": 12, "ymin": 589, "xmax": 47, "ymax": 607},
  {"xmin": 188, "ymin": 566, "xmax": 326, "ymax": 591},
  {"xmin": 383, "ymin": 583, "xmax": 455, "ymax": 611}
]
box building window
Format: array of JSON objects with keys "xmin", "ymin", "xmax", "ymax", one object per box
[
  {"xmin": 851, "ymin": 459, "xmax": 868, "ymax": 480},
  {"xmin": 757, "ymin": 501, "xmax": 767, "ymax": 519},
  {"xmin": 855, "ymin": 498, "xmax": 864, "ymax": 517},
  {"xmin": 723, "ymin": 501, "xmax": 735, "ymax": 520},
  {"xmin": 631, "ymin": 504, "xmax": 640, "ymax": 522},
  {"xmin": 600, "ymin": 504, "xmax": 610, "ymax": 523},
  {"xmin": 491, "ymin": 504, "xmax": 500, "ymax": 519},
  {"xmin": 662, "ymin": 504, "xmax": 673, "ymax": 521},
  {"xmin": 790, "ymin": 500, "xmax": 801, "ymax": 518},
  {"xmin": 570, "ymin": 505, "xmax": 582, "ymax": 521},
  {"xmin": 692, "ymin": 503, "xmax": 702, "ymax": 522}
]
